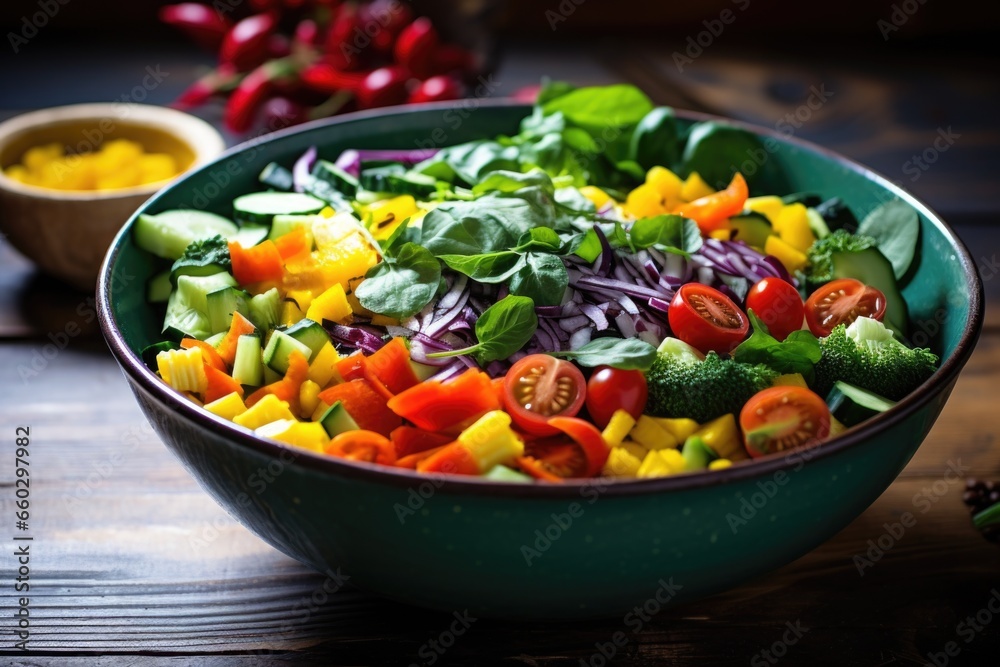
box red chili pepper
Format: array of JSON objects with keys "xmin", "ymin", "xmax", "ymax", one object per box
[
  {"xmin": 325, "ymin": 2, "xmax": 363, "ymax": 71},
  {"xmin": 407, "ymin": 75, "xmax": 463, "ymax": 104},
  {"xmin": 266, "ymin": 34, "xmax": 291, "ymax": 59},
  {"xmin": 225, "ymin": 60, "xmax": 292, "ymax": 133},
  {"xmin": 394, "ymin": 17, "xmax": 439, "ymax": 79},
  {"xmin": 171, "ymin": 63, "xmax": 239, "ymax": 111},
  {"xmin": 220, "ymin": 13, "xmax": 278, "ymax": 72},
  {"xmin": 300, "ymin": 62, "xmax": 366, "ymax": 94},
  {"xmin": 431, "ymin": 44, "xmax": 476, "ymax": 76},
  {"xmin": 359, "ymin": 0, "xmax": 414, "ymax": 53},
  {"xmin": 158, "ymin": 3, "xmax": 232, "ymax": 51},
  {"xmin": 356, "ymin": 66, "xmax": 410, "ymax": 109},
  {"xmin": 293, "ymin": 19, "xmax": 321, "ymax": 47},
  {"xmin": 261, "ymin": 96, "xmax": 308, "ymax": 130}
]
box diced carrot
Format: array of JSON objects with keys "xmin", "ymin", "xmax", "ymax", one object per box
[
  {"xmin": 180, "ymin": 338, "xmax": 226, "ymax": 371},
  {"xmin": 274, "ymin": 226, "xmax": 310, "ymax": 261},
  {"xmin": 228, "ymin": 239, "xmax": 284, "ymax": 284},
  {"xmin": 387, "ymin": 368, "xmax": 500, "ymax": 434},
  {"xmin": 245, "ymin": 350, "xmax": 310, "ymax": 414},
  {"xmin": 204, "ymin": 364, "xmax": 245, "ymax": 404},
  {"xmin": 318, "ymin": 379, "xmax": 400, "ymax": 437},
  {"xmin": 365, "ymin": 338, "xmax": 420, "ymax": 394},
  {"xmin": 390, "ymin": 426, "xmax": 454, "ymax": 458},
  {"xmin": 216, "ymin": 312, "xmax": 256, "ymax": 366}
]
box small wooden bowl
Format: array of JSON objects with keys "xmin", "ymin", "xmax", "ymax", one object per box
[{"xmin": 0, "ymin": 104, "xmax": 225, "ymax": 290}]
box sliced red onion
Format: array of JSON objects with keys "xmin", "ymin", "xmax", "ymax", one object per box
[
  {"xmin": 535, "ymin": 305, "xmax": 563, "ymax": 318},
  {"xmin": 579, "ymin": 303, "xmax": 609, "ymax": 330},
  {"xmin": 293, "ymin": 146, "xmax": 317, "ymax": 193},
  {"xmin": 569, "ymin": 327, "xmax": 593, "ymax": 350},
  {"xmin": 425, "ymin": 284, "xmax": 470, "ymax": 338},
  {"xmin": 574, "ymin": 276, "xmax": 665, "ymax": 301},
  {"xmin": 324, "ymin": 322, "xmax": 385, "ymax": 354},
  {"xmin": 697, "ymin": 267, "xmax": 715, "ymax": 284},
  {"xmin": 648, "ymin": 297, "xmax": 671, "ymax": 313},
  {"xmin": 333, "ymin": 149, "xmax": 361, "ymax": 177},
  {"xmin": 436, "ymin": 275, "xmax": 468, "ymax": 311},
  {"xmin": 559, "ymin": 315, "xmax": 590, "ymax": 332},
  {"xmin": 428, "ymin": 361, "xmax": 466, "ymax": 383},
  {"xmin": 615, "ymin": 312, "xmax": 637, "ymax": 339},
  {"xmin": 617, "ymin": 295, "xmax": 639, "ymax": 316},
  {"xmin": 594, "ymin": 224, "xmax": 614, "ymax": 275}
]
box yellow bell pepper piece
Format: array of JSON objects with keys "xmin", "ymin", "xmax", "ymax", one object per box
[
  {"xmin": 651, "ymin": 417, "xmax": 700, "ymax": 442},
  {"xmin": 745, "ymin": 195, "xmax": 784, "ymax": 223},
  {"xmin": 645, "ymin": 166, "xmax": 683, "ymax": 201},
  {"xmin": 299, "ymin": 380, "xmax": 322, "ymax": 419},
  {"xmin": 625, "ymin": 183, "xmax": 667, "ymax": 219},
  {"xmin": 773, "ymin": 373, "xmax": 808, "ymax": 388},
  {"xmin": 774, "ymin": 203, "xmax": 816, "ymax": 252},
  {"xmin": 204, "ymin": 392, "xmax": 247, "ymax": 421},
  {"xmin": 579, "ymin": 185, "xmax": 612, "ymax": 209},
  {"xmin": 603, "ymin": 446, "xmax": 644, "ymax": 478},
  {"xmin": 457, "ymin": 410, "xmax": 525, "ymax": 472},
  {"xmin": 255, "ymin": 419, "xmax": 330, "ymax": 452},
  {"xmin": 306, "ymin": 283, "xmax": 352, "ymax": 325},
  {"xmin": 764, "ymin": 235, "xmax": 808, "ymax": 273},
  {"xmin": 602, "ymin": 410, "xmax": 637, "ymax": 448},
  {"xmin": 233, "ymin": 394, "xmax": 297, "ymax": 430},
  {"xmin": 156, "ymin": 347, "xmax": 208, "ymax": 395},
  {"xmin": 630, "ymin": 415, "xmax": 679, "ymax": 450},
  {"xmin": 680, "ymin": 172, "xmax": 715, "ymax": 202},
  {"xmin": 708, "ymin": 459, "xmax": 733, "ymax": 471},
  {"xmin": 368, "ymin": 195, "xmax": 419, "ymax": 240},
  {"xmin": 636, "ymin": 448, "xmax": 686, "ymax": 478},
  {"xmin": 307, "ymin": 341, "xmax": 341, "ymax": 388},
  {"xmin": 286, "ymin": 289, "xmax": 315, "ymax": 311},
  {"xmin": 693, "ymin": 414, "xmax": 745, "ymax": 461},
  {"xmin": 281, "ymin": 300, "xmax": 305, "ymax": 326}
]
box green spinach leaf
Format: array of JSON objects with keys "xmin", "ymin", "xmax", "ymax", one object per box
[
  {"xmin": 509, "ymin": 253, "xmax": 569, "ymax": 306},
  {"xmin": 438, "ymin": 252, "xmax": 524, "ymax": 284},
  {"xmin": 550, "ymin": 337, "xmax": 657, "ymax": 371},
  {"xmin": 428, "ymin": 295, "xmax": 538, "ymax": 365},
  {"xmin": 732, "ymin": 311, "xmax": 822, "ymax": 380},
  {"xmin": 629, "ymin": 107, "xmax": 680, "ymax": 172},
  {"xmin": 355, "ymin": 243, "xmax": 441, "ymax": 319},
  {"xmin": 629, "ymin": 215, "xmax": 703, "ymax": 255},
  {"xmin": 856, "ymin": 200, "xmax": 920, "ymax": 279}
]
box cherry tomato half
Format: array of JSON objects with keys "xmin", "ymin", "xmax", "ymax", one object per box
[
  {"xmin": 585, "ymin": 366, "xmax": 648, "ymax": 429},
  {"xmin": 515, "ymin": 416, "xmax": 609, "ymax": 481},
  {"xmin": 740, "ymin": 386, "xmax": 831, "ymax": 458},
  {"xmin": 804, "ymin": 278, "xmax": 886, "ymax": 337},
  {"xmin": 745, "ymin": 277, "xmax": 805, "ymax": 341},
  {"xmin": 668, "ymin": 283, "xmax": 749, "ymax": 354},
  {"xmin": 503, "ymin": 354, "xmax": 586, "ymax": 435},
  {"xmin": 324, "ymin": 430, "xmax": 397, "ymax": 466}
]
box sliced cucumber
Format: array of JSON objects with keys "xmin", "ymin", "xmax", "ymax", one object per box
[
  {"xmin": 134, "ymin": 210, "xmax": 239, "ymax": 260},
  {"xmin": 830, "ymin": 247, "xmax": 908, "ymax": 335},
  {"xmin": 312, "ymin": 159, "xmax": 359, "ymax": 197},
  {"xmin": 263, "ymin": 364, "xmax": 282, "ymax": 385},
  {"xmin": 269, "ymin": 214, "xmax": 316, "ymax": 242},
  {"xmin": 318, "ymin": 401, "xmax": 359, "ymax": 438},
  {"xmin": 146, "ymin": 270, "xmax": 172, "ymax": 304},
  {"xmin": 826, "ymin": 381, "xmax": 896, "ymax": 427},
  {"xmin": 232, "ymin": 224, "xmax": 269, "ymax": 248},
  {"xmin": 205, "ymin": 332, "xmax": 226, "ymax": 347},
  {"xmin": 140, "ymin": 341, "xmax": 179, "ymax": 372},
  {"xmin": 206, "ymin": 287, "xmax": 251, "ymax": 335},
  {"xmin": 233, "ymin": 192, "xmax": 325, "ymax": 226},
  {"xmin": 482, "ymin": 465, "xmax": 533, "ymax": 483},
  {"xmin": 163, "ymin": 273, "xmax": 238, "ymax": 340},
  {"xmin": 259, "ymin": 162, "xmax": 294, "ymax": 191},
  {"xmin": 263, "ymin": 330, "xmax": 314, "ymax": 374},
  {"xmin": 409, "ymin": 359, "xmax": 438, "ymax": 383},
  {"xmin": 360, "ymin": 165, "xmax": 437, "ymax": 197},
  {"xmin": 805, "ymin": 207, "xmax": 831, "ymax": 239},
  {"xmin": 284, "ymin": 318, "xmax": 331, "ymax": 358},
  {"xmin": 249, "ymin": 287, "xmax": 281, "ymax": 332},
  {"xmin": 232, "ymin": 334, "xmax": 264, "ymax": 387},
  {"xmin": 729, "ymin": 213, "xmax": 771, "ymax": 248}
]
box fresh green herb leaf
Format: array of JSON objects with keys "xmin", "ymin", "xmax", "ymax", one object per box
[
  {"xmin": 472, "ymin": 169, "xmax": 554, "ymax": 196},
  {"xmin": 509, "ymin": 253, "xmax": 569, "ymax": 306},
  {"xmin": 857, "ymin": 200, "xmax": 920, "ymax": 280},
  {"xmin": 355, "ymin": 242, "xmax": 440, "ymax": 319},
  {"xmin": 427, "ymin": 295, "xmax": 538, "ymax": 365},
  {"xmin": 732, "ymin": 311, "xmax": 822, "ymax": 380},
  {"xmin": 629, "ymin": 107, "xmax": 680, "ymax": 172},
  {"xmin": 438, "ymin": 252, "xmax": 524, "ymax": 284},
  {"xmin": 420, "ymin": 192, "xmax": 554, "ymax": 255},
  {"xmin": 550, "ymin": 337, "xmax": 658, "ymax": 371},
  {"xmin": 541, "ymin": 84, "xmax": 654, "ymax": 134},
  {"xmin": 515, "ymin": 227, "xmax": 563, "ymax": 253},
  {"xmin": 170, "ymin": 235, "xmax": 231, "ymax": 283},
  {"xmin": 629, "ymin": 215, "xmax": 704, "ymax": 255}
]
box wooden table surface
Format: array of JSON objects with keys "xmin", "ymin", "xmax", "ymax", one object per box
[{"xmin": 1, "ymin": 39, "xmax": 999, "ymax": 666}]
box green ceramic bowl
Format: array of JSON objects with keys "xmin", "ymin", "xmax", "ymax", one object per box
[{"xmin": 98, "ymin": 101, "xmax": 983, "ymax": 619}]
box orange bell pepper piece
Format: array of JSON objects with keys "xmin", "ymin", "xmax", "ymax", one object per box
[
  {"xmin": 318, "ymin": 379, "xmax": 401, "ymax": 437},
  {"xmin": 228, "ymin": 239, "xmax": 284, "ymax": 285},
  {"xmin": 215, "ymin": 312, "xmax": 256, "ymax": 367},
  {"xmin": 675, "ymin": 172, "xmax": 748, "ymax": 233},
  {"xmin": 387, "ymin": 368, "xmax": 500, "ymax": 434}
]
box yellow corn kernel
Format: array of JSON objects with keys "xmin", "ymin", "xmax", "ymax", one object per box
[
  {"xmin": 204, "ymin": 392, "xmax": 248, "ymax": 421},
  {"xmin": 708, "ymin": 458, "xmax": 733, "ymax": 471},
  {"xmin": 680, "ymin": 172, "xmax": 715, "ymax": 202},
  {"xmin": 233, "ymin": 394, "xmax": 297, "ymax": 430},
  {"xmin": 307, "ymin": 342, "xmax": 341, "ymax": 388},
  {"xmin": 602, "ymin": 409, "xmax": 637, "ymax": 448},
  {"xmin": 745, "ymin": 195, "xmax": 784, "ymax": 223},
  {"xmin": 22, "ymin": 143, "xmax": 63, "ymax": 171},
  {"xmin": 774, "ymin": 203, "xmax": 816, "ymax": 252},
  {"xmin": 299, "ymin": 380, "xmax": 322, "ymax": 419},
  {"xmin": 630, "ymin": 415, "xmax": 679, "ymax": 450},
  {"xmin": 306, "ymin": 283, "xmax": 352, "ymax": 325},
  {"xmin": 636, "ymin": 448, "xmax": 686, "ymax": 478},
  {"xmin": 369, "ymin": 195, "xmax": 418, "ymax": 240},
  {"xmin": 773, "ymin": 373, "xmax": 808, "ymax": 388},
  {"xmin": 281, "ymin": 300, "xmax": 305, "ymax": 327},
  {"xmin": 645, "ymin": 166, "xmax": 683, "ymax": 201},
  {"xmin": 579, "ymin": 185, "xmax": 612, "ymax": 209},
  {"xmin": 457, "ymin": 410, "xmax": 525, "ymax": 471},
  {"xmin": 764, "ymin": 235, "xmax": 808, "ymax": 273},
  {"xmin": 602, "ymin": 446, "xmax": 643, "ymax": 478},
  {"xmin": 156, "ymin": 347, "xmax": 208, "ymax": 395},
  {"xmin": 255, "ymin": 419, "xmax": 330, "ymax": 452},
  {"xmin": 625, "ymin": 183, "xmax": 667, "ymax": 219},
  {"xmin": 694, "ymin": 414, "xmax": 746, "ymax": 461},
  {"xmin": 652, "ymin": 417, "xmax": 700, "ymax": 442}
]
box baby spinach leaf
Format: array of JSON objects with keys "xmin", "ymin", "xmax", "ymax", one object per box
[
  {"xmin": 509, "ymin": 253, "xmax": 569, "ymax": 306},
  {"xmin": 421, "ymin": 192, "xmax": 553, "ymax": 255},
  {"xmin": 550, "ymin": 337, "xmax": 657, "ymax": 371},
  {"xmin": 428, "ymin": 296, "xmax": 538, "ymax": 365},
  {"xmin": 629, "ymin": 215, "xmax": 703, "ymax": 255},
  {"xmin": 472, "ymin": 169, "xmax": 554, "ymax": 196},
  {"xmin": 535, "ymin": 79, "xmax": 577, "ymax": 106},
  {"xmin": 415, "ymin": 141, "xmax": 520, "ymax": 186},
  {"xmin": 355, "ymin": 243, "xmax": 441, "ymax": 319},
  {"xmin": 438, "ymin": 252, "xmax": 524, "ymax": 284},
  {"xmin": 541, "ymin": 84, "xmax": 653, "ymax": 134},
  {"xmin": 515, "ymin": 227, "xmax": 563, "ymax": 253},
  {"xmin": 629, "ymin": 107, "xmax": 680, "ymax": 172},
  {"xmin": 857, "ymin": 200, "xmax": 920, "ymax": 279},
  {"xmin": 681, "ymin": 121, "xmax": 789, "ymax": 194},
  {"xmin": 732, "ymin": 311, "xmax": 822, "ymax": 380}
]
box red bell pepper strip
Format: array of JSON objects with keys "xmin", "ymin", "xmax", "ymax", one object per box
[
  {"xmin": 335, "ymin": 353, "xmax": 366, "ymax": 383},
  {"xmin": 675, "ymin": 172, "xmax": 749, "ymax": 234},
  {"xmin": 325, "ymin": 430, "xmax": 397, "ymax": 466},
  {"xmin": 416, "ymin": 442, "xmax": 480, "ymax": 476},
  {"xmin": 365, "ymin": 338, "xmax": 420, "ymax": 395},
  {"xmin": 387, "ymin": 368, "xmax": 499, "ymax": 433},
  {"xmin": 318, "ymin": 380, "xmax": 401, "ymax": 437},
  {"xmin": 395, "ymin": 444, "xmax": 447, "ymax": 470},
  {"xmin": 228, "ymin": 239, "xmax": 284, "ymax": 284},
  {"xmin": 390, "ymin": 426, "xmax": 453, "ymax": 459}
]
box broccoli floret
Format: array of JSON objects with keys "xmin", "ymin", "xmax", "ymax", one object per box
[
  {"xmin": 812, "ymin": 317, "xmax": 938, "ymax": 400},
  {"xmin": 171, "ymin": 235, "xmax": 232, "ymax": 277},
  {"xmin": 805, "ymin": 229, "xmax": 877, "ymax": 286},
  {"xmin": 645, "ymin": 340, "xmax": 778, "ymax": 423}
]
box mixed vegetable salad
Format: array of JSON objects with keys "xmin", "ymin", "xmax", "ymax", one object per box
[{"xmin": 135, "ymin": 82, "xmax": 939, "ymax": 483}]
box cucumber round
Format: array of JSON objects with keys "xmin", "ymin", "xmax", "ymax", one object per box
[
  {"xmin": 233, "ymin": 192, "xmax": 325, "ymax": 225},
  {"xmin": 134, "ymin": 210, "xmax": 238, "ymax": 260}
]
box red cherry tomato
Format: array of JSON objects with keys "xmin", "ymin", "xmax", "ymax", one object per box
[
  {"xmin": 804, "ymin": 278, "xmax": 886, "ymax": 337},
  {"xmin": 407, "ymin": 75, "xmax": 463, "ymax": 104},
  {"xmin": 585, "ymin": 366, "xmax": 648, "ymax": 429},
  {"xmin": 356, "ymin": 66, "xmax": 410, "ymax": 109},
  {"xmin": 668, "ymin": 283, "xmax": 749, "ymax": 354},
  {"xmin": 515, "ymin": 416, "xmax": 609, "ymax": 481},
  {"xmin": 394, "ymin": 17, "xmax": 439, "ymax": 79},
  {"xmin": 745, "ymin": 277, "xmax": 805, "ymax": 341},
  {"xmin": 503, "ymin": 355, "xmax": 586, "ymax": 436},
  {"xmin": 740, "ymin": 386, "xmax": 831, "ymax": 458}
]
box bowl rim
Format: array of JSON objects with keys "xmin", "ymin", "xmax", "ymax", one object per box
[
  {"xmin": 0, "ymin": 103, "xmax": 226, "ymax": 201},
  {"xmin": 97, "ymin": 99, "xmax": 985, "ymax": 499}
]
